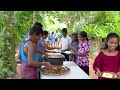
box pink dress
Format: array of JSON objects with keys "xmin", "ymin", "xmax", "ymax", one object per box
[{"xmin": 76, "ymin": 41, "xmax": 90, "ymax": 67}]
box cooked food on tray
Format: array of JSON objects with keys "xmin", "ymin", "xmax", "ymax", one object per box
[
  {"xmin": 101, "ymin": 72, "xmax": 117, "ymax": 79},
  {"xmin": 41, "ymin": 65, "xmax": 70, "ymax": 75}
]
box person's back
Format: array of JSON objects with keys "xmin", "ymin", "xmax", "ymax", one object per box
[
  {"xmin": 20, "ymin": 40, "xmax": 38, "ymax": 62},
  {"xmin": 50, "ymin": 32, "xmax": 55, "ymax": 46},
  {"xmin": 55, "ymin": 31, "xmax": 59, "ymax": 39},
  {"xmin": 55, "ymin": 33, "xmax": 58, "ymax": 40},
  {"xmin": 18, "ymin": 21, "xmax": 43, "ymax": 59},
  {"xmin": 51, "ymin": 33, "xmax": 55, "ymax": 41},
  {"xmin": 20, "ymin": 40, "xmax": 39, "ymax": 79},
  {"xmin": 55, "ymin": 31, "xmax": 59, "ymax": 46}
]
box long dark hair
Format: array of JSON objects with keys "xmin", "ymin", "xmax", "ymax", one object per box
[
  {"xmin": 79, "ymin": 31, "xmax": 89, "ymax": 41},
  {"xmin": 33, "ymin": 22, "xmax": 43, "ymax": 28},
  {"xmin": 29, "ymin": 25, "xmax": 43, "ymax": 36},
  {"xmin": 103, "ymin": 32, "xmax": 120, "ymax": 50}
]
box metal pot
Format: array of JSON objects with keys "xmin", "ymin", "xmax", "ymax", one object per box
[{"xmin": 42, "ymin": 54, "xmax": 65, "ymax": 66}]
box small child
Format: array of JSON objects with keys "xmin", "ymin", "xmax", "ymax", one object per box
[
  {"xmin": 93, "ymin": 33, "xmax": 120, "ymax": 79},
  {"xmin": 76, "ymin": 31, "xmax": 90, "ymax": 75}
]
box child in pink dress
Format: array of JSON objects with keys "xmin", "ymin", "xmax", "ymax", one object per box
[
  {"xmin": 76, "ymin": 31, "xmax": 90, "ymax": 75},
  {"xmin": 93, "ymin": 33, "xmax": 120, "ymax": 79}
]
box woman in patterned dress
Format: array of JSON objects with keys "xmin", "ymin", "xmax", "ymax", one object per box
[{"xmin": 76, "ymin": 31, "xmax": 90, "ymax": 75}]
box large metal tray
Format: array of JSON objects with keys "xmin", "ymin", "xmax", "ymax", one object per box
[{"xmin": 40, "ymin": 65, "xmax": 70, "ymax": 76}]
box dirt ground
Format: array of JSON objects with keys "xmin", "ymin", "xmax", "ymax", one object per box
[{"xmin": 89, "ymin": 53, "xmax": 98, "ymax": 79}]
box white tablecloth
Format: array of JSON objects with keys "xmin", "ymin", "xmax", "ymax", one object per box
[{"xmin": 41, "ymin": 61, "xmax": 91, "ymax": 79}]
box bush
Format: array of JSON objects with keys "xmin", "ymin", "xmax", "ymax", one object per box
[{"xmin": 0, "ymin": 68, "xmax": 15, "ymax": 79}]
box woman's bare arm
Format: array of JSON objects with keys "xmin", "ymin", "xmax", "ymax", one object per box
[
  {"xmin": 37, "ymin": 48, "xmax": 48, "ymax": 57},
  {"xmin": 73, "ymin": 51, "xmax": 88, "ymax": 56},
  {"xmin": 27, "ymin": 41, "xmax": 43, "ymax": 67}
]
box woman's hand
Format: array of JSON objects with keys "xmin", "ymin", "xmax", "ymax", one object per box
[
  {"xmin": 70, "ymin": 50, "xmax": 74, "ymax": 55},
  {"xmin": 116, "ymin": 72, "xmax": 120, "ymax": 79},
  {"xmin": 116, "ymin": 71, "xmax": 120, "ymax": 75},
  {"xmin": 43, "ymin": 52, "xmax": 48, "ymax": 57},
  {"xmin": 116, "ymin": 71, "xmax": 120, "ymax": 79},
  {"xmin": 18, "ymin": 55, "xmax": 21, "ymax": 60},
  {"xmin": 70, "ymin": 53, "xmax": 74, "ymax": 55},
  {"xmin": 55, "ymin": 47, "xmax": 61, "ymax": 49}
]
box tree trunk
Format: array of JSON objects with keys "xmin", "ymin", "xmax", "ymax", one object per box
[{"xmin": 3, "ymin": 11, "xmax": 16, "ymax": 73}]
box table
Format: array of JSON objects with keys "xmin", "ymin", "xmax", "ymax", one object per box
[{"xmin": 41, "ymin": 61, "xmax": 91, "ymax": 79}]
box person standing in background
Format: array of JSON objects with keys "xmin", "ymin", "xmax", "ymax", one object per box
[
  {"xmin": 59, "ymin": 32, "xmax": 63, "ymax": 40},
  {"xmin": 69, "ymin": 33, "xmax": 79, "ymax": 62},
  {"xmin": 47, "ymin": 33, "xmax": 51, "ymax": 46},
  {"xmin": 55, "ymin": 31, "xmax": 59, "ymax": 47},
  {"xmin": 50, "ymin": 32, "xmax": 55, "ymax": 47},
  {"xmin": 60, "ymin": 28, "xmax": 72, "ymax": 61}
]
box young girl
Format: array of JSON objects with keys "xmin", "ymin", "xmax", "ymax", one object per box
[
  {"xmin": 76, "ymin": 31, "xmax": 90, "ymax": 75},
  {"xmin": 69, "ymin": 33, "xmax": 79, "ymax": 62},
  {"xmin": 93, "ymin": 33, "xmax": 120, "ymax": 79}
]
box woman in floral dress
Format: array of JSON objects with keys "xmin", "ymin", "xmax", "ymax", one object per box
[{"xmin": 76, "ymin": 31, "xmax": 90, "ymax": 75}]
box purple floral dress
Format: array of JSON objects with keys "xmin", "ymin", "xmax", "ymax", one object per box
[{"xmin": 76, "ymin": 40, "xmax": 90, "ymax": 67}]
